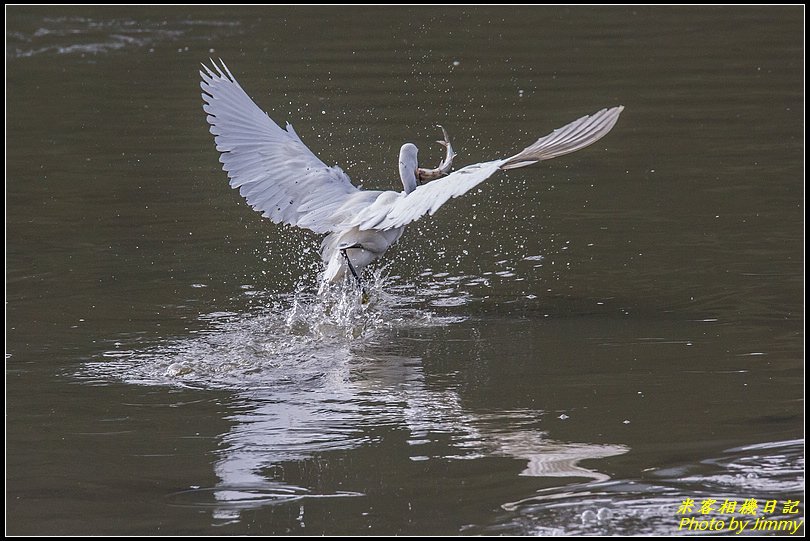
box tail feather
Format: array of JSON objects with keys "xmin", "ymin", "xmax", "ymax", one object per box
[{"xmin": 501, "ymin": 106, "xmax": 624, "ymax": 170}]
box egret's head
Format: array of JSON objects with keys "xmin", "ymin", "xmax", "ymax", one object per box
[{"xmin": 398, "ymin": 143, "xmax": 419, "ymax": 194}]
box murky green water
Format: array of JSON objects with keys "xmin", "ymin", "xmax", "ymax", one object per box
[{"xmin": 7, "ymin": 6, "xmax": 803, "ymax": 535}]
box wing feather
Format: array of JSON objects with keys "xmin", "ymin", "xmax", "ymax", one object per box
[
  {"xmin": 502, "ymin": 106, "xmax": 624, "ymax": 169},
  {"xmin": 202, "ymin": 61, "xmax": 623, "ymax": 237},
  {"xmin": 201, "ymin": 60, "xmax": 359, "ymax": 234},
  {"xmin": 342, "ymin": 106, "xmax": 623, "ymax": 231},
  {"xmin": 344, "ymin": 160, "xmax": 505, "ymax": 231}
]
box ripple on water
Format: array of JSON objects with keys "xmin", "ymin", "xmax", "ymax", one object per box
[
  {"xmin": 7, "ymin": 15, "xmax": 242, "ymax": 59},
  {"xmin": 478, "ymin": 439, "xmax": 805, "ymax": 536},
  {"xmin": 165, "ymin": 483, "xmax": 364, "ymax": 524}
]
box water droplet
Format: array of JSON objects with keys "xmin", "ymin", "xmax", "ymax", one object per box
[
  {"xmin": 581, "ymin": 510, "xmax": 597, "ymax": 523},
  {"xmin": 597, "ymin": 508, "xmax": 613, "ymax": 520}
]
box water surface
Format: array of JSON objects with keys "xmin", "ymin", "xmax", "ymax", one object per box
[{"xmin": 6, "ymin": 6, "xmax": 803, "ymax": 535}]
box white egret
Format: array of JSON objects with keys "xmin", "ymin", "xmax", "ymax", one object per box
[{"xmin": 200, "ymin": 60, "xmax": 623, "ymax": 296}]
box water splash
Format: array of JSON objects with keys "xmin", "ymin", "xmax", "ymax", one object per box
[{"xmin": 79, "ymin": 269, "xmax": 443, "ymax": 389}]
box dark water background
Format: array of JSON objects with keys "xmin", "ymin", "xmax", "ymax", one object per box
[{"xmin": 7, "ymin": 6, "xmax": 803, "ymax": 535}]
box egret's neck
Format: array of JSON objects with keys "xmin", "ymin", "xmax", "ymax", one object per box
[{"xmin": 398, "ymin": 143, "xmax": 419, "ymax": 194}]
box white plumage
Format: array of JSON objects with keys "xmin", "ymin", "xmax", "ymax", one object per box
[{"xmin": 200, "ymin": 60, "xmax": 623, "ymax": 290}]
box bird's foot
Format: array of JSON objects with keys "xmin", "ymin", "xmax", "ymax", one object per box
[{"xmin": 340, "ymin": 248, "xmax": 368, "ymax": 303}]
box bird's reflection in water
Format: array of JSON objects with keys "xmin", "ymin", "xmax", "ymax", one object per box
[
  {"xmin": 205, "ymin": 364, "xmax": 627, "ymax": 523},
  {"xmin": 89, "ymin": 282, "xmax": 627, "ymax": 525},
  {"xmin": 190, "ymin": 291, "xmax": 626, "ymax": 523}
]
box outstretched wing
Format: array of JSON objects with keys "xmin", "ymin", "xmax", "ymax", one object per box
[
  {"xmin": 502, "ymin": 106, "xmax": 624, "ymax": 169},
  {"xmin": 200, "ymin": 60, "xmax": 360, "ymax": 234},
  {"xmin": 348, "ymin": 160, "xmax": 505, "ymax": 231},
  {"xmin": 346, "ymin": 106, "xmax": 624, "ymax": 231}
]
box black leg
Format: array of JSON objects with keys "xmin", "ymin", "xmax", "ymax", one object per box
[{"xmin": 340, "ymin": 248, "xmax": 369, "ymax": 303}]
